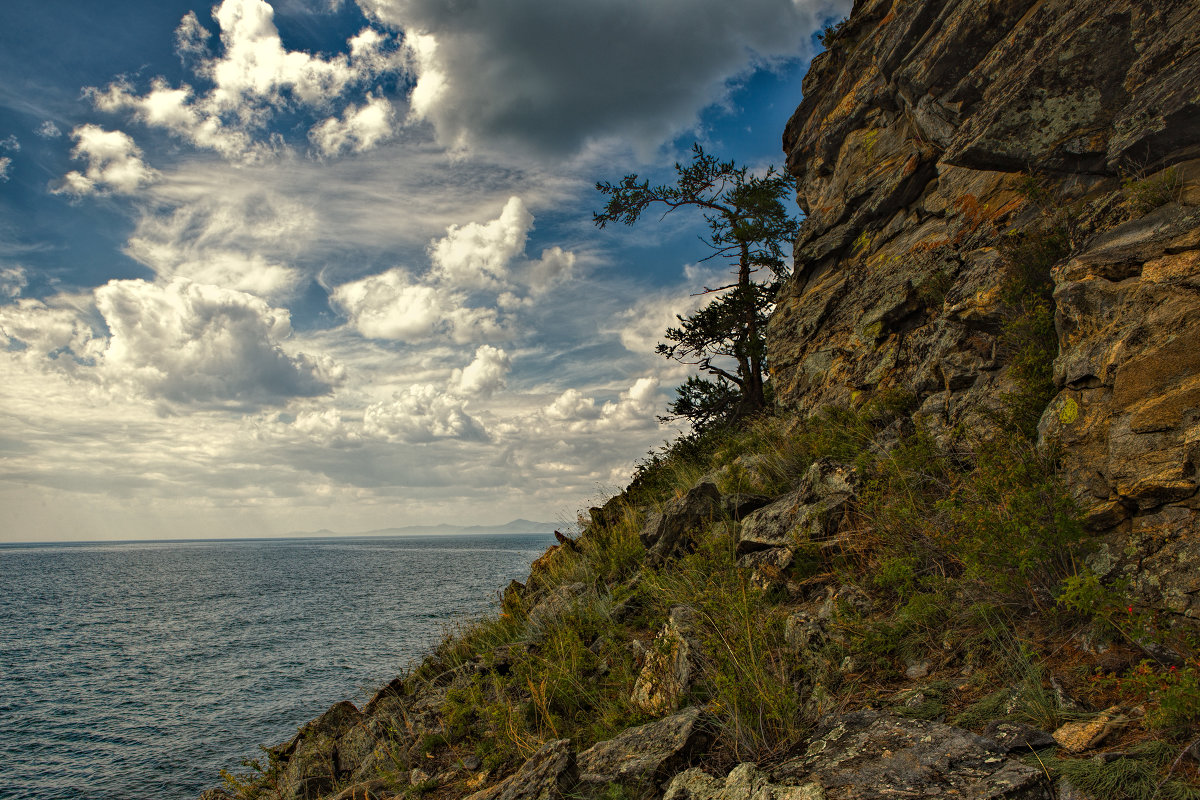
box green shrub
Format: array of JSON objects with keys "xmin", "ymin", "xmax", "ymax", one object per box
[{"xmin": 1122, "ymin": 167, "xmax": 1183, "ymax": 216}]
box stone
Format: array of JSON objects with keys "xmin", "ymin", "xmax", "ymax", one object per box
[
  {"xmin": 465, "ymin": 739, "xmax": 575, "ymax": 800},
  {"xmin": 982, "ymin": 721, "xmax": 1057, "ymax": 753},
  {"xmin": 577, "ymin": 706, "xmax": 712, "ymax": 793},
  {"xmin": 722, "ymin": 492, "xmax": 774, "ymax": 521},
  {"xmin": 641, "ymin": 483, "xmax": 722, "ymax": 566},
  {"xmin": 527, "ymin": 583, "xmax": 589, "ymax": 631},
  {"xmin": 271, "ymin": 701, "xmax": 369, "ymax": 800},
  {"xmin": 738, "ymin": 546, "xmax": 795, "ymax": 592},
  {"xmin": 666, "ymin": 713, "xmax": 1048, "ymax": 800},
  {"xmin": 1052, "ymin": 707, "xmax": 1129, "ymax": 753},
  {"xmin": 737, "ymin": 462, "xmax": 855, "ymax": 556},
  {"xmin": 631, "ymin": 607, "xmax": 698, "ymax": 715},
  {"xmin": 772, "ymin": 711, "xmax": 1049, "ymax": 799}
]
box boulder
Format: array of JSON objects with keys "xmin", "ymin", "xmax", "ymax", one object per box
[
  {"xmin": 640, "ymin": 483, "xmax": 722, "ymax": 566},
  {"xmin": 630, "ymin": 607, "xmax": 699, "ymax": 715},
  {"xmin": 737, "ymin": 462, "xmax": 855, "ymax": 556},
  {"xmin": 737, "ymin": 547, "xmax": 795, "ymax": 592},
  {"xmin": 666, "ymin": 712, "xmax": 1048, "ymax": 800},
  {"xmin": 577, "ymin": 706, "xmax": 712, "ymax": 793},
  {"xmin": 271, "ymin": 701, "xmax": 371, "ymax": 800},
  {"xmin": 465, "ymin": 739, "xmax": 576, "ymax": 800}
]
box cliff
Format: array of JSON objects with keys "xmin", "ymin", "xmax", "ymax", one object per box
[
  {"xmin": 204, "ymin": 2, "xmax": 1200, "ymax": 799},
  {"xmin": 770, "ymin": 0, "xmax": 1200, "ymax": 620}
]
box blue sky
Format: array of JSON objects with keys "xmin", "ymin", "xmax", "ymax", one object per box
[{"xmin": 0, "ymin": 0, "xmax": 847, "ymax": 541}]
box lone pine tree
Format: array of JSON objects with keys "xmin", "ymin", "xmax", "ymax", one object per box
[{"xmin": 595, "ymin": 144, "xmax": 799, "ymax": 430}]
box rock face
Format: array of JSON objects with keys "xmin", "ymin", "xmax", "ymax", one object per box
[
  {"xmin": 577, "ymin": 706, "xmax": 712, "ymax": 794},
  {"xmin": 768, "ymin": 0, "xmax": 1200, "ymax": 617},
  {"xmin": 665, "ymin": 712, "xmax": 1048, "ymax": 800}
]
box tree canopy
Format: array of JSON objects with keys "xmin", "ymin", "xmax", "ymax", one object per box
[{"xmin": 595, "ymin": 144, "xmax": 799, "ymax": 430}]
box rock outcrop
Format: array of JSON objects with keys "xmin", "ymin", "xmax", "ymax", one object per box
[
  {"xmin": 665, "ymin": 712, "xmax": 1048, "ymax": 800},
  {"xmin": 768, "ymin": 0, "xmax": 1200, "ymax": 618}
]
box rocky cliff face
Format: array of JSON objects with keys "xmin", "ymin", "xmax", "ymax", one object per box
[{"xmin": 768, "ymin": 0, "xmax": 1200, "ymax": 619}]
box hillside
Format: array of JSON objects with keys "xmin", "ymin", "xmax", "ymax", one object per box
[{"xmin": 203, "ymin": 1, "xmax": 1200, "ymax": 799}]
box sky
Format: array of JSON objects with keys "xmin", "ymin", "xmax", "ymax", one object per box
[{"xmin": 0, "ymin": 0, "xmax": 848, "ymax": 542}]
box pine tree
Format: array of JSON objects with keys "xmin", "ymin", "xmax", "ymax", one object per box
[{"xmin": 595, "ymin": 144, "xmax": 799, "ymax": 430}]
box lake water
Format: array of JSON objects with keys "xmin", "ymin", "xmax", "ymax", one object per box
[{"xmin": 0, "ymin": 533, "xmax": 556, "ymax": 800}]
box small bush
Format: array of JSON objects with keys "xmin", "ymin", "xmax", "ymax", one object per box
[{"xmin": 1122, "ymin": 167, "xmax": 1183, "ymax": 216}]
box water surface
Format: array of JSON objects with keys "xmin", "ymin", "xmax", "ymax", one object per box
[{"xmin": 0, "ymin": 533, "xmax": 555, "ymax": 800}]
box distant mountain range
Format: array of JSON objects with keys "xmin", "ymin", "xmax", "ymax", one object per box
[{"xmin": 290, "ymin": 518, "xmax": 561, "ymax": 537}]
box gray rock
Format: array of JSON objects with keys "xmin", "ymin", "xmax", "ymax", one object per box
[
  {"xmin": 737, "ymin": 462, "xmax": 855, "ymax": 556},
  {"xmin": 465, "ymin": 739, "xmax": 575, "ymax": 800},
  {"xmin": 641, "ymin": 483, "xmax": 722, "ymax": 566},
  {"xmin": 271, "ymin": 701, "xmax": 369, "ymax": 800},
  {"xmin": 577, "ymin": 706, "xmax": 712, "ymax": 793},
  {"xmin": 722, "ymin": 492, "xmax": 774, "ymax": 521},
  {"xmin": 630, "ymin": 607, "xmax": 699, "ymax": 715},
  {"xmin": 982, "ymin": 721, "xmax": 1057, "ymax": 753},
  {"xmin": 767, "ymin": 711, "xmax": 1050, "ymax": 799}
]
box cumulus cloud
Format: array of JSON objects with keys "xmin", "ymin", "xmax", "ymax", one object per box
[
  {"xmin": 359, "ymin": 0, "xmax": 849, "ymax": 154},
  {"xmin": 331, "ymin": 267, "xmax": 447, "ymax": 341},
  {"xmin": 36, "ymin": 121, "xmax": 62, "ymax": 139},
  {"xmin": 0, "ymin": 135, "xmax": 18, "ymax": 151},
  {"xmin": 364, "ymin": 383, "xmax": 487, "ymax": 443},
  {"xmin": 0, "ymin": 296, "xmax": 102, "ymax": 369},
  {"xmin": 0, "ymin": 157, "xmax": 10, "ymax": 182},
  {"xmin": 92, "ymin": 0, "xmax": 406, "ymax": 160},
  {"xmin": 429, "ymin": 196, "xmax": 531, "ymax": 290},
  {"xmin": 451, "ymin": 345, "xmax": 510, "ymax": 398},
  {"xmin": 331, "ymin": 196, "xmax": 572, "ymax": 343},
  {"xmin": 95, "ymin": 278, "xmax": 339, "ymax": 406},
  {"xmin": 542, "ymin": 376, "xmax": 660, "ymax": 431},
  {"xmin": 53, "ymin": 125, "xmax": 158, "ymax": 196},
  {"xmin": 309, "ymin": 93, "xmax": 394, "ymax": 155},
  {"xmin": 544, "ymin": 388, "xmax": 599, "ymax": 422}
]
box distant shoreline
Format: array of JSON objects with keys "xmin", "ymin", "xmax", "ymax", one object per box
[{"xmin": 0, "ymin": 524, "xmax": 560, "ymax": 548}]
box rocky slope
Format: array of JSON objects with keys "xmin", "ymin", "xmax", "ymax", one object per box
[
  {"xmin": 770, "ymin": 0, "xmax": 1200, "ymax": 619},
  {"xmin": 202, "ymin": 1, "xmax": 1200, "ymax": 799}
]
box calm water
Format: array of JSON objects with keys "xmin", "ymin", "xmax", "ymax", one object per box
[{"xmin": 0, "ymin": 533, "xmax": 556, "ymax": 800}]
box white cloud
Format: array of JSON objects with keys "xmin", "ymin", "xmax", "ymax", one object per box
[
  {"xmin": 52, "ymin": 125, "xmax": 158, "ymax": 196},
  {"xmin": 363, "ymin": 383, "xmax": 487, "ymax": 442},
  {"xmin": 124, "ymin": 189, "xmax": 312, "ymax": 298},
  {"xmin": 91, "ymin": 0, "xmax": 408, "ymax": 161},
  {"xmin": 0, "ymin": 266, "xmax": 27, "ymax": 298},
  {"xmin": 599, "ymin": 376, "xmax": 660, "ymax": 428},
  {"xmin": 360, "ymin": 0, "xmax": 850, "ymax": 154},
  {"xmin": 175, "ymin": 10, "xmax": 212, "ymax": 58},
  {"xmin": 541, "ymin": 376, "xmax": 661, "ymax": 431},
  {"xmin": 451, "ymin": 344, "xmax": 510, "ymax": 398},
  {"xmin": 36, "ymin": 121, "xmax": 62, "ymax": 139},
  {"xmin": 0, "ymin": 135, "xmax": 19, "ymax": 151},
  {"xmin": 330, "ymin": 267, "xmax": 445, "ymax": 341},
  {"xmin": 95, "ymin": 278, "xmax": 339, "ymax": 406},
  {"xmin": 309, "ymin": 93, "xmax": 394, "ymax": 155},
  {"xmin": 524, "ymin": 246, "xmax": 576, "ymax": 295},
  {"xmin": 0, "ymin": 157, "xmax": 10, "ymax": 182},
  {"xmin": 544, "ymin": 388, "xmax": 599, "ymax": 422},
  {"xmin": 0, "ymin": 296, "xmax": 102, "ymax": 370},
  {"xmin": 429, "ymin": 196, "xmax": 532, "ymax": 290}
]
